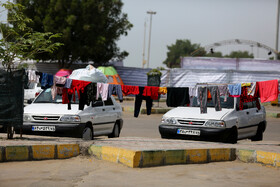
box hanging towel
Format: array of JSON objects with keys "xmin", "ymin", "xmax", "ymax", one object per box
[
  {"xmin": 228, "ymin": 83, "xmax": 241, "ymax": 97},
  {"xmin": 166, "ymin": 87, "xmax": 190, "ymax": 107},
  {"xmin": 247, "ymin": 82, "xmax": 256, "ymax": 96},
  {"xmin": 158, "ymin": 87, "xmax": 167, "ymax": 95},
  {"xmin": 142, "ymin": 86, "xmax": 159, "ymax": 100},
  {"xmin": 256, "ymin": 79, "xmax": 279, "ymax": 103},
  {"xmin": 121, "ymin": 85, "xmax": 139, "ymax": 96}
]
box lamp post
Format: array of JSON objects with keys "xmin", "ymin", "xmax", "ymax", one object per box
[{"xmin": 146, "ymin": 11, "xmax": 156, "ymax": 68}]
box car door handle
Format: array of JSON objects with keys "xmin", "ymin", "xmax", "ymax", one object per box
[
  {"xmin": 256, "ymin": 110, "xmax": 259, "ymax": 113},
  {"xmin": 246, "ymin": 112, "xmax": 249, "ymax": 115},
  {"xmin": 102, "ymin": 109, "xmax": 105, "ymax": 111},
  {"xmin": 113, "ymin": 108, "xmax": 115, "ymax": 110}
]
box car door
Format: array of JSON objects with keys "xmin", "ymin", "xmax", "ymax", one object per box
[
  {"xmin": 236, "ymin": 100, "xmax": 258, "ymax": 139},
  {"xmin": 92, "ymin": 98, "xmax": 115, "ymax": 136}
]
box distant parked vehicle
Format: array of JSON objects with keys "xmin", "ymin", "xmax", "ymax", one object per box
[
  {"xmin": 24, "ymin": 82, "xmax": 42, "ymax": 102},
  {"xmin": 159, "ymin": 97, "xmax": 266, "ymax": 144}
]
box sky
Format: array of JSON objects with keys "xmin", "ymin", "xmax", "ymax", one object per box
[{"xmin": 117, "ymin": 0, "xmax": 279, "ymax": 68}]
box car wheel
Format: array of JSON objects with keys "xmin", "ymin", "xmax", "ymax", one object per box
[
  {"xmin": 108, "ymin": 123, "xmax": 120, "ymax": 138},
  {"xmin": 225, "ymin": 127, "xmax": 237, "ymax": 144},
  {"xmin": 251, "ymin": 124, "xmax": 263, "ymax": 141},
  {"xmin": 82, "ymin": 127, "xmax": 93, "ymax": 140}
]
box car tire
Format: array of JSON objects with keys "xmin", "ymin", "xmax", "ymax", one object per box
[
  {"xmin": 225, "ymin": 127, "xmax": 237, "ymax": 144},
  {"xmin": 82, "ymin": 127, "xmax": 93, "ymax": 140},
  {"xmin": 251, "ymin": 123, "xmax": 263, "ymax": 141},
  {"xmin": 108, "ymin": 123, "xmax": 120, "ymax": 138}
]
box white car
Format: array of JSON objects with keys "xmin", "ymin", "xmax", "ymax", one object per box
[
  {"xmin": 24, "ymin": 82, "xmax": 42, "ymax": 102},
  {"xmin": 20, "ymin": 88, "xmax": 123, "ymax": 140},
  {"xmin": 159, "ymin": 97, "xmax": 266, "ymax": 143}
]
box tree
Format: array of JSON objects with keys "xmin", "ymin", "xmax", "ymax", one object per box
[
  {"xmin": 15, "ymin": 0, "xmax": 133, "ymax": 68},
  {"xmin": 0, "ymin": 2, "xmax": 62, "ymax": 70},
  {"xmin": 224, "ymin": 50, "xmax": 254, "ymax": 58},
  {"xmin": 163, "ymin": 39, "xmax": 204, "ymax": 68}
]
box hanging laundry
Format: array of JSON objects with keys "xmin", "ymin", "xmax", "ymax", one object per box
[
  {"xmin": 134, "ymin": 87, "xmax": 153, "ymax": 118},
  {"xmin": 255, "ymin": 79, "xmax": 279, "ymax": 103},
  {"xmin": 247, "ymin": 82, "xmax": 256, "ymax": 96},
  {"xmin": 166, "ymin": 87, "xmax": 190, "ymax": 107},
  {"xmin": 198, "ymin": 86, "xmax": 221, "ymax": 114},
  {"xmin": 96, "ymin": 83, "xmax": 109, "ymax": 101},
  {"xmin": 239, "ymin": 87, "xmax": 260, "ymax": 110},
  {"xmin": 79, "ymin": 83, "xmax": 97, "ymax": 110},
  {"xmin": 51, "ymin": 76, "xmax": 67, "ymax": 100},
  {"xmin": 108, "ymin": 84, "xmax": 123, "ymax": 102},
  {"xmin": 41, "ymin": 73, "xmax": 53, "ymax": 89},
  {"xmin": 228, "ymin": 83, "xmax": 241, "ymax": 97},
  {"xmin": 142, "ymin": 86, "xmax": 159, "ymax": 100},
  {"xmin": 158, "ymin": 87, "xmax": 167, "ymax": 95},
  {"xmin": 64, "ymin": 78, "xmax": 72, "ymax": 88},
  {"xmin": 241, "ymin": 82, "xmax": 251, "ymax": 87},
  {"xmin": 62, "ymin": 79, "xmax": 91, "ymax": 110},
  {"xmin": 121, "ymin": 85, "xmax": 139, "ymax": 96},
  {"xmin": 27, "ymin": 70, "xmax": 40, "ymax": 83}
]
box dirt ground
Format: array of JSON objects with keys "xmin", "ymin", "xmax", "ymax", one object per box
[{"xmin": 1, "ymin": 156, "xmax": 280, "ymax": 187}]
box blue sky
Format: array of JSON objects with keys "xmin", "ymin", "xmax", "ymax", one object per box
[{"xmin": 117, "ymin": 0, "xmax": 279, "ymax": 68}]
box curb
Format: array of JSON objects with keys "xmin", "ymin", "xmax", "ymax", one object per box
[
  {"xmin": 266, "ymin": 112, "xmax": 280, "ymax": 118},
  {"xmin": 88, "ymin": 145, "xmax": 236, "ymax": 168},
  {"xmin": 0, "ymin": 144, "xmax": 79, "ymax": 162},
  {"xmin": 237, "ymin": 149, "xmax": 280, "ymax": 167}
]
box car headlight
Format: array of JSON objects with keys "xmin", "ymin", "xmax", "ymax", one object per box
[
  {"xmin": 60, "ymin": 115, "xmax": 81, "ymax": 122},
  {"xmin": 23, "ymin": 114, "xmax": 32, "ymax": 121},
  {"xmin": 161, "ymin": 117, "xmax": 177, "ymax": 125},
  {"xmin": 204, "ymin": 120, "xmax": 226, "ymax": 128}
]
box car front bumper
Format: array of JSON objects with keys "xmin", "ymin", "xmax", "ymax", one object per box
[{"xmin": 159, "ymin": 124, "xmax": 232, "ymax": 141}]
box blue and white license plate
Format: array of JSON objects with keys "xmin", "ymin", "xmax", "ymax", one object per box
[
  {"xmin": 32, "ymin": 126, "xmax": 55, "ymax": 132},
  {"xmin": 177, "ymin": 129, "xmax": 200, "ymax": 136}
]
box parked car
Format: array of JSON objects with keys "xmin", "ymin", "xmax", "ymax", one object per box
[
  {"xmin": 159, "ymin": 96, "xmax": 266, "ymax": 143},
  {"xmin": 19, "ymin": 88, "xmax": 123, "ymax": 140},
  {"xmin": 24, "ymin": 82, "xmax": 42, "ymax": 102}
]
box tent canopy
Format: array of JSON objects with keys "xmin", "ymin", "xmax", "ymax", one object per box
[{"xmin": 97, "ymin": 66, "xmax": 124, "ymax": 85}]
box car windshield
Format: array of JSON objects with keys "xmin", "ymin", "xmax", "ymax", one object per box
[
  {"xmin": 34, "ymin": 88, "xmax": 79, "ymax": 104},
  {"xmin": 192, "ymin": 96, "xmax": 234, "ymax": 109}
]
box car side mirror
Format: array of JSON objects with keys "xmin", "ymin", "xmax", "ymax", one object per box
[{"xmin": 27, "ymin": 99, "xmax": 33, "ymax": 104}]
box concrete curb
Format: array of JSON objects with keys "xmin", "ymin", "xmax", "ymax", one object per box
[
  {"xmin": 88, "ymin": 145, "xmax": 236, "ymax": 168},
  {"xmin": 237, "ymin": 149, "xmax": 280, "ymax": 167},
  {"xmin": 0, "ymin": 144, "xmax": 79, "ymax": 162}
]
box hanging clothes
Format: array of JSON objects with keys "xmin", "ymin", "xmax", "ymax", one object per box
[
  {"xmin": 228, "ymin": 83, "xmax": 241, "ymax": 97},
  {"xmin": 108, "ymin": 84, "xmax": 123, "ymax": 102},
  {"xmin": 51, "ymin": 76, "xmax": 67, "ymax": 100},
  {"xmin": 218, "ymin": 85, "xmax": 228, "ymax": 102},
  {"xmin": 64, "ymin": 78, "xmax": 72, "ymax": 88},
  {"xmin": 241, "ymin": 83, "xmax": 251, "ymax": 87},
  {"xmin": 239, "ymin": 86, "xmax": 260, "ymax": 110},
  {"xmin": 247, "ymin": 82, "xmax": 256, "ymax": 96},
  {"xmin": 198, "ymin": 86, "xmax": 221, "ymax": 114},
  {"xmin": 142, "ymin": 86, "xmax": 159, "ymax": 100},
  {"xmin": 166, "ymin": 87, "xmax": 190, "ymax": 107},
  {"xmin": 27, "ymin": 70, "xmax": 40, "ymax": 83},
  {"xmin": 255, "ymin": 79, "xmax": 279, "ymax": 103},
  {"xmin": 96, "ymin": 83, "xmax": 109, "ymax": 101},
  {"xmin": 121, "ymin": 85, "xmax": 139, "ymax": 96},
  {"xmin": 158, "ymin": 87, "xmax": 167, "ymax": 95},
  {"xmin": 134, "ymin": 87, "xmax": 153, "ymax": 118},
  {"xmin": 41, "ymin": 73, "xmax": 53, "ymax": 89},
  {"xmin": 79, "ymin": 83, "xmax": 97, "ymax": 110}
]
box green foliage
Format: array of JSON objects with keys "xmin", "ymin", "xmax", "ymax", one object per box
[
  {"xmin": 147, "ymin": 68, "xmax": 162, "ymax": 77},
  {"xmin": 163, "ymin": 39, "xmax": 204, "ymax": 68},
  {"xmin": 15, "ymin": 0, "xmax": 133, "ymax": 68},
  {"xmin": 224, "ymin": 50, "xmax": 254, "ymax": 58},
  {"xmin": 0, "ymin": 2, "xmax": 63, "ymax": 70}
]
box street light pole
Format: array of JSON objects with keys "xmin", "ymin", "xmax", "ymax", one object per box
[
  {"xmin": 276, "ymin": 0, "xmax": 280, "ymax": 58},
  {"xmin": 146, "ymin": 11, "xmax": 156, "ymax": 68},
  {"xmin": 142, "ymin": 20, "xmax": 147, "ymax": 68}
]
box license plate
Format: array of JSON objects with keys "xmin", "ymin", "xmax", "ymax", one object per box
[
  {"xmin": 32, "ymin": 126, "xmax": 55, "ymax": 132},
  {"xmin": 177, "ymin": 129, "xmax": 200, "ymax": 136}
]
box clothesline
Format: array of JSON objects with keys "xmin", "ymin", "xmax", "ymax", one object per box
[{"xmin": 26, "ymin": 70, "xmax": 279, "ymax": 115}]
